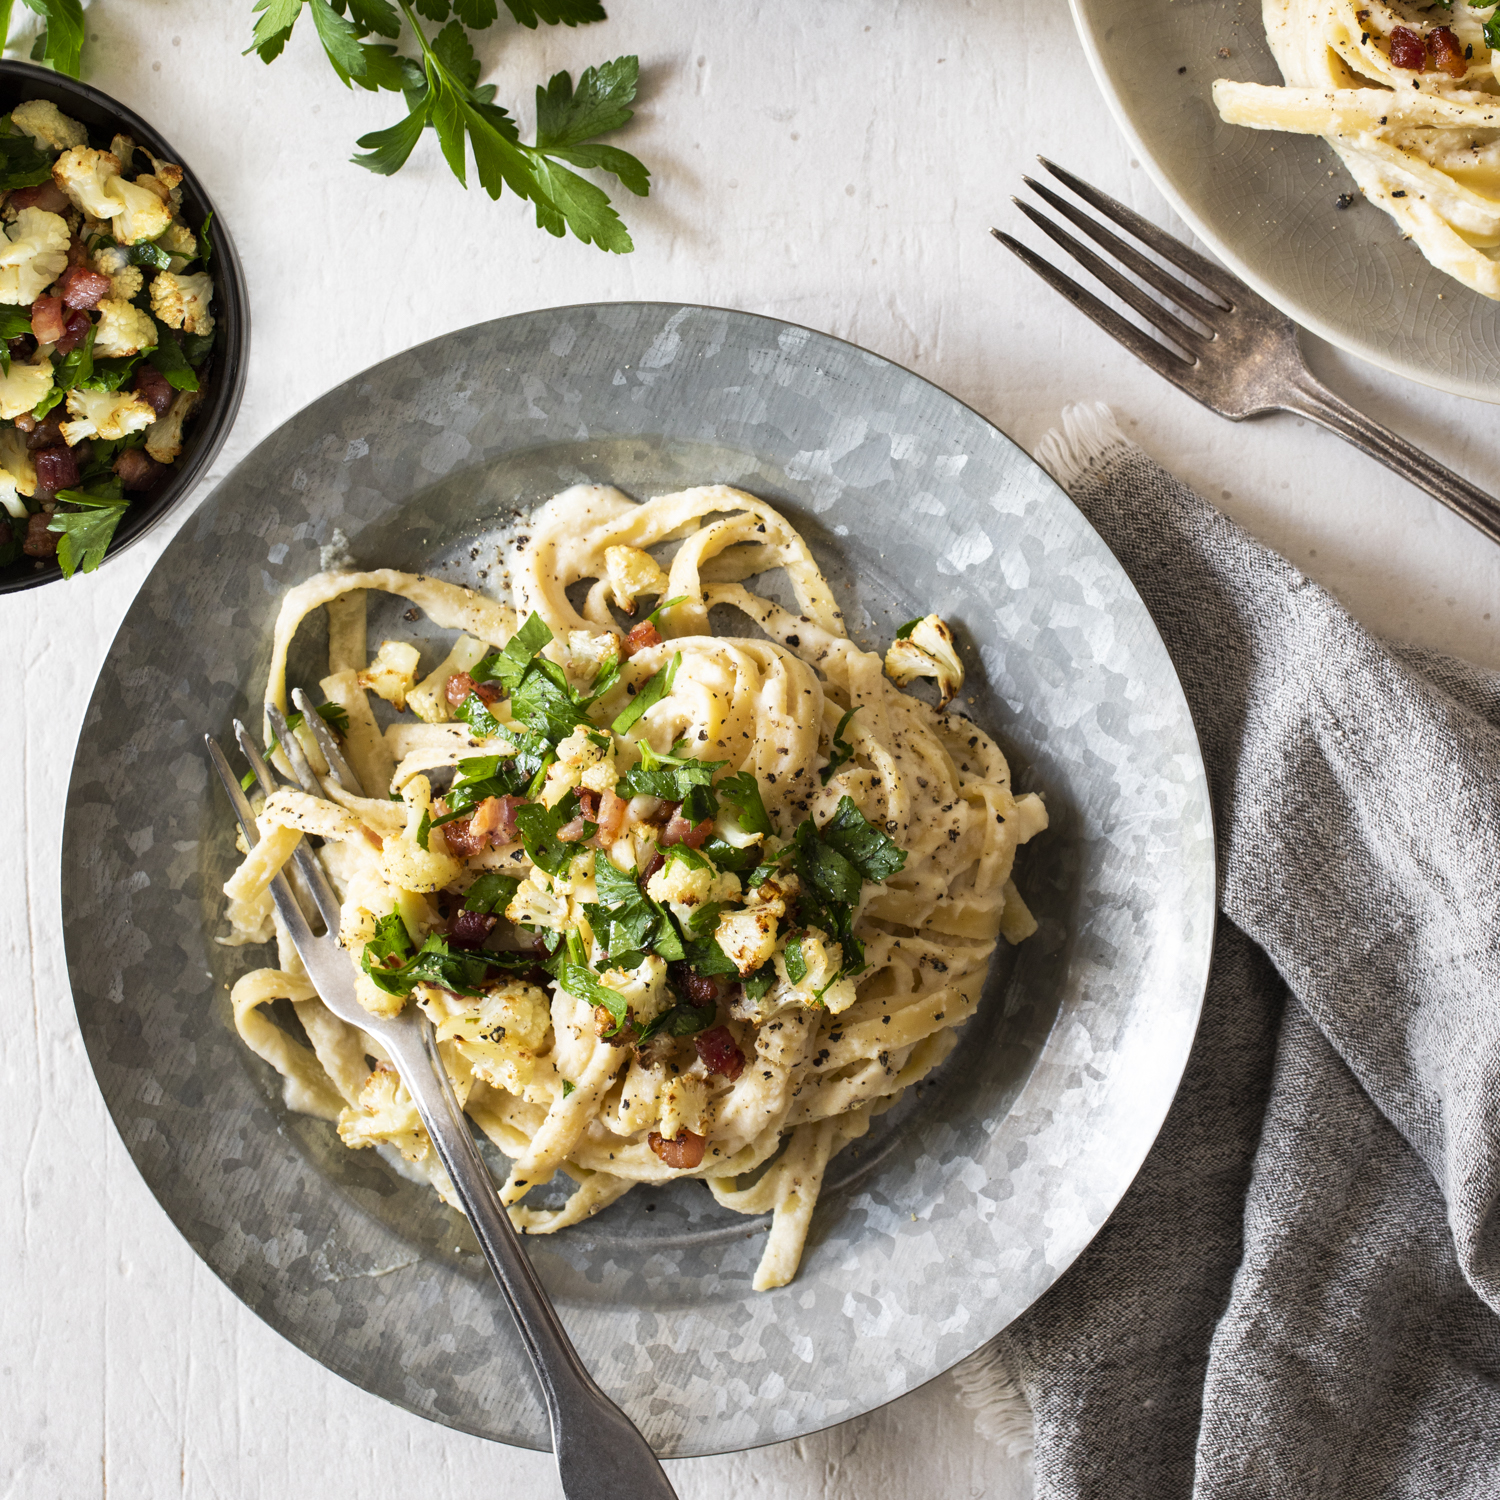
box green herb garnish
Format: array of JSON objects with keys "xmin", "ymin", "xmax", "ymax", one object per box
[{"xmin": 248, "ymin": 1, "xmax": 648, "ymax": 250}]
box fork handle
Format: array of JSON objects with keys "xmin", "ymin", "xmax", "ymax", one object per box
[
  {"xmin": 1283, "ymin": 371, "xmax": 1500, "ymax": 547},
  {"xmin": 382, "ymin": 1022, "xmax": 678, "ymax": 1500}
]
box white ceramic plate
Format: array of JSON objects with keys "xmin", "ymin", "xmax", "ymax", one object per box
[{"xmin": 1070, "ymin": 0, "xmax": 1500, "ymax": 403}]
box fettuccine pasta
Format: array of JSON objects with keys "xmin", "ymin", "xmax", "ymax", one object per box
[
  {"xmin": 219, "ymin": 484, "xmax": 1047, "ymax": 1290},
  {"xmin": 1214, "ymin": 0, "xmax": 1500, "ymax": 298}
]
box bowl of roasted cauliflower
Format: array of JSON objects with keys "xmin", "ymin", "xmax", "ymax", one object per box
[{"xmin": 0, "ymin": 61, "xmax": 246, "ymax": 590}]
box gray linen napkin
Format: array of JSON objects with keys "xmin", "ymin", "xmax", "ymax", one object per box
[{"xmin": 978, "ymin": 404, "xmax": 1500, "ymax": 1499}]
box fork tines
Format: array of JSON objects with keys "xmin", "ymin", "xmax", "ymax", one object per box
[{"xmin": 994, "ymin": 158, "xmax": 1242, "ymax": 386}]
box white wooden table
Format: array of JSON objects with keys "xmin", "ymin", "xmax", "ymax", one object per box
[{"xmin": 5, "ymin": 3, "xmax": 1497, "ymax": 1496}]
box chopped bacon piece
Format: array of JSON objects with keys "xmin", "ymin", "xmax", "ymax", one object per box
[
  {"xmin": 53, "ymin": 309, "xmax": 91, "ymax": 356},
  {"xmin": 557, "ymin": 815, "xmax": 591, "ymax": 841},
  {"xmin": 22, "ymin": 513, "xmax": 57, "ymax": 559},
  {"xmin": 24, "ymin": 410, "xmax": 64, "ymax": 451},
  {"xmin": 575, "ymin": 788, "xmax": 601, "ymax": 820},
  {"xmin": 1389, "ymin": 26, "xmax": 1426, "ymax": 70},
  {"xmin": 10, "ymin": 180, "xmax": 68, "ymax": 214},
  {"xmin": 443, "ymin": 794, "xmax": 524, "ymax": 857},
  {"xmin": 446, "ymin": 670, "xmax": 501, "ymax": 708},
  {"xmin": 59, "ymin": 266, "xmax": 111, "ymax": 311},
  {"xmin": 1429, "ymin": 26, "xmax": 1467, "ymax": 78},
  {"xmin": 132, "ymin": 364, "xmax": 175, "ymax": 418},
  {"xmin": 115, "ymin": 448, "xmax": 165, "ymax": 491},
  {"xmin": 591, "ymin": 787, "xmax": 628, "ymax": 846},
  {"xmin": 662, "ymin": 810, "xmax": 714, "ymax": 848},
  {"xmin": 694, "ymin": 1025, "xmax": 745, "ymax": 1081},
  {"xmin": 30, "ymin": 295, "xmax": 65, "ymax": 346},
  {"xmin": 66, "ymin": 235, "xmax": 91, "ymax": 270},
  {"xmin": 623, "ymin": 619, "xmax": 663, "ymax": 658},
  {"xmin": 648, "ymin": 1129, "xmax": 705, "ymax": 1169},
  {"xmin": 441, "ymin": 812, "xmax": 482, "ymax": 858},
  {"xmin": 473, "ymin": 793, "xmax": 522, "ymax": 845},
  {"xmin": 448, "ymin": 908, "xmax": 498, "ymax": 948},
  {"xmin": 640, "ymin": 846, "xmax": 666, "ymax": 885},
  {"xmin": 32, "ymin": 445, "xmax": 79, "ymax": 496},
  {"xmin": 671, "ymin": 965, "xmax": 727, "ymax": 1007}
]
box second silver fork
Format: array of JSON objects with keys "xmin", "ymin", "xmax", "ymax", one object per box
[{"xmin": 995, "ymin": 158, "xmax": 1500, "ymax": 547}]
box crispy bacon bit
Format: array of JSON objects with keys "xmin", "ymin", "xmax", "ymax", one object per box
[
  {"xmin": 1429, "ymin": 25, "xmax": 1467, "ymax": 78},
  {"xmin": 53, "ymin": 309, "xmax": 91, "ymax": 356},
  {"xmin": 672, "ymin": 965, "xmax": 727, "ymax": 1007},
  {"xmin": 32, "ymin": 445, "xmax": 79, "ymax": 496},
  {"xmin": 444, "ymin": 794, "xmax": 524, "ymax": 856},
  {"xmin": 641, "ymin": 846, "xmax": 666, "ymax": 884},
  {"xmin": 591, "ymin": 786, "xmax": 628, "ymax": 846},
  {"xmin": 1389, "ymin": 26, "xmax": 1426, "ymax": 70},
  {"xmin": 59, "ymin": 265, "xmax": 111, "ymax": 311},
  {"xmin": 30, "ymin": 295, "xmax": 65, "ymax": 346},
  {"xmin": 575, "ymin": 788, "xmax": 601, "ymax": 821},
  {"xmin": 446, "ymin": 670, "xmax": 501, "ymax": 708},
  {"xmin": 22, "ymin": 512, "xmax": 57, "ymax": 559},
  {"xmin": 662, "ymin": 810, "xmax": 714, "ymax": 848},
  {"xmin": 24, "ymin": 410, "xmax": 64, "ymax": 451},
  {"xmin": 557, "ymin": 816, "xmax": 591, "ymax": 841},
  {"xmin": 132, "ymin": 364, "xmax": 175, "ymax": 418},
  {"xmin": 66, "ymin": 235, "xmax": 91, "ymax": 270},
  {"xmin": 448, "ymin": 908, "xmax": 498, "ymax": 948},
  {"xmin": 474, "ymin": 793, "xmax": 522, "ymax": 845},
  {"xmin": 648, "ymin": 1129, "xmax": 706, "ymax": 1169},
  {"xmin": 694, "ymin": 1025, "xmax": 745, "ymax": 1081},
  {"xmin": 115, "ymin": 448, "xmax": 165, "ymax": 490},
  {"xmin": 623, "ymin": 619, "xmax": 664, "ymax": 658},
  {"xmin": 10, "ymin": 180, "xmax": 68, "ymax": 214}
]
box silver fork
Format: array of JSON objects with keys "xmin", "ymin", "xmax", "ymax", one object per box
[
  {"xmin": 207, "ymin": 706, "xmax": 678, "ymax": 1500},
  {"xmin": 994, "ymin": 158, "xmax": 1500, "ymax": 547}
]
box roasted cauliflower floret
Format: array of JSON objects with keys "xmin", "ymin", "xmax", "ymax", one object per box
[
  {"xmin": 773, "ymin": 926, "xmax": 856, "ymax": 1014},
  {"xmin": 0, "ymin": 207, "xmax": 69, "ymax": 305},
  {"xmin": 541, "ymin": 726, "xmax": 616, "ymax": 804},
  {"xmin": 337, "ymin": 1062, "xmax": 429, "ymax": 1159},
  {"xmin": 505, "ymin": 868, "xmax": 570, "ymax": 934},
  {"xmin": 90, "ymin": 243, "xmax": 144, "ymax": 301},
  {"xmin": 92, "ymin": 296, "xmax": 158, "ymax": 358},
  {"xmin": 883, "ymin": 613, "xmax": 965, "ymax": 707},
  {"xmin": 12, "ymin": 100, "xmax": 87, "ymax": 151},
  {"xmin": 604, "ymin": 543, "xmax": 668, "ymax": 613},
  {"xmin": 52, "ymin": 146, "xmax": 125, "ymax": 220},
  {"xmin": 647, "ymin": 850, "xmax": 741, "ymax": 921},
  {"xmin": 357, "ymin": 638, "xmax": 421, "ymax": 709},
  {"xmin": 0, "ymin": 357, "xmax": 54, "ymax": 421},
  {"xmin": 154, "ymin": 220, "xmax": 197, "ymax": 260},
  {"xmin": 715, "ymin": 905, "xmax": 780, "ymax": 976},
  {"xmin": 110, "ymin": 175, "xmax": 173, "ymax": 245},
  {"xmin": 60, "ymin": 387, "xmax": 154, "ymax": 445},
  {"xmin": 378, "ymin": 775, "xmax": 462, "ymax": 894},
  {"xmin": 597, "ymin": 954, "xmax": 670, "ymax": 1028},
  {"xmin": 145, "ymin": 388, "xmax": 201, "ymax": 464},
  {"xmin": 149, "ymin": 269, "xmax": 214, "ymax": 335},
  {"xmin": 0, "ymin": 425, "xmax": 36, "ymax": 518}
]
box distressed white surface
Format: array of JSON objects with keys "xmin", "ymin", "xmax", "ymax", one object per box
[{"xmin": 3, "ymin": 0, "xmax": 1498, "ymax": 1496}]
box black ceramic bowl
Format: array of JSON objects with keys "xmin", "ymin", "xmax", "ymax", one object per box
[{"xmin": 0, "ymin": 60, "xmax": 247, "ymax": 594}]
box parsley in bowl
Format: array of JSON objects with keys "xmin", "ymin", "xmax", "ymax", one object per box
[{"xmin": 0, "ymin": 94, "xmax": 221, "ymax": 581}]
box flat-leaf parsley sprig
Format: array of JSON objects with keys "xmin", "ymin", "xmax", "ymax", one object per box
[{"xmin": 247, "ymin": 0, "xmax": 648, "ymax": 252}]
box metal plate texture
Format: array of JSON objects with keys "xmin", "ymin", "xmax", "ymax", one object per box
[
  {"xmin": 60, "ymin": 303, "xmax": 1215, "ymax": 1456},
  {"xmin": 1070, "ymin": 0, "xmax": 1500, "ymax": 404}
]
